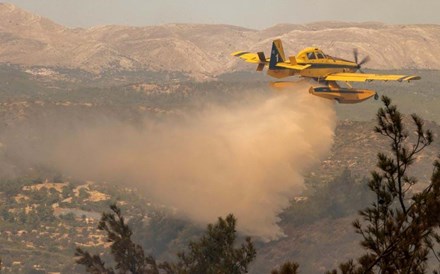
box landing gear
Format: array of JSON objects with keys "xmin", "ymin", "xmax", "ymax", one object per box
[{"xmin": 374, "ymin": 93, "xmax": 379, "ymax": 100}]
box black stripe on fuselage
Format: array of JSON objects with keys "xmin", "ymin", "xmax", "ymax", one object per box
[
  {"xmin": 299, "ymin": 63, "xmax": 357, "ymax": 69},
  {"xmin": 271, "ymin": 62, "xmax": 357, "ymax": 71},
  {"xmin": 313, "ymin": 87, "xmax": 363, "ymax": 94},
  {"xmin": 235, "ymin": 51, "xmax": 250, "ymax": 57}
]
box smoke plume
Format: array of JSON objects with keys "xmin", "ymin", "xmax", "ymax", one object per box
[{"xmin": 3, "ymin": 83, "xmax": 336, "ymax": 240}]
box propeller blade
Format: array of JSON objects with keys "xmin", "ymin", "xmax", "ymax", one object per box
[
  {"xmin": 353, "ymin": 48, "xmax": 359, "ymax": 64},
  {"xmin": 353, "ymin": 48, "xmax": 370, "ymax": 72},
  {"xmin": 358, "ymin": 55, "xmax": 371, "ymax": 66}
]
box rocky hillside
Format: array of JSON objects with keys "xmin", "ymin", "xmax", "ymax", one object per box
[{"xmin": 1, "ymin": 3, "xmax": 440, "ymax": 78}]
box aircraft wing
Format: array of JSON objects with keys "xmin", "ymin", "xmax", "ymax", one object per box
[
  {"xmin": 231, "ymin": 51, "xmax": 264, "ymax": 63},
  {"xmin": 275, "ymin": 63, "xmax": 311, "ymax": 70},
  {"xmin": 325, "ymin": 73, "xmax": 421, "ymax": 82}
]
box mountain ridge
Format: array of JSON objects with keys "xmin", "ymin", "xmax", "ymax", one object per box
[{"xmin": 1, "ymin": 3, "xmax": 440, "ymax": 78}]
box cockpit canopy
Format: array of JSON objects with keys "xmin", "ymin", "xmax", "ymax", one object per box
[{"xmin": 297, "ymin": 48, "xmax": 326, "ymax": 60}]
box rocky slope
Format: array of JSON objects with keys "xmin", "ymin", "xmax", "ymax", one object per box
[{"xmin": 1, "ymin": 3, "xmax": 440, "ymax": 78}]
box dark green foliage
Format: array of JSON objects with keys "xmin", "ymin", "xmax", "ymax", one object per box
[
  {"xmin": 24, "ymin": 268, "xmax": 46, "ymax": 274},
  {"xmin": 76, "ymin": 206, "xmax": 256, "ymax": 274},
  {"xmin": 327, "ymin": 96, "xmax": 440, "ymax": 273},
  {"xmin": 279, "ymin": 96, "xmax": 440, "ymax": 273},
  {"xmin": 282, "ymin": 169, "xmax": 371, "ymax": 225},
  {"xmin": 167, "ymin": 214, "xmax": 256, "ymax": 274},
  {"xmin": 0, "ymin": 178, "xmax": 33, "ymax": 196},
  {"xmin": 78, "ymin": 188, "xmax": 91, "ymax": 200},
  {"xmin": 76, "ymin": 248, "xmax": 115, "ymax": 274},
  {"xmin": 271, "ymin": 261, "xmax": 300, "ymax": 274},
  {"xmin": 59, "ymin": 212, "xmax": 76, "ymax": 221},
  {"xmin": 75, "ymin": 204, "xmax": 161, "ymax": 274},
  {"xmin": 130, "ymin": 211, "xmax": 191, "ymax": 256}
]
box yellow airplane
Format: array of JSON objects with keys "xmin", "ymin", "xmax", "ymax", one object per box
[{"xmin": 232, "ymin": 39, "xmax": 421, "ymax": 103}]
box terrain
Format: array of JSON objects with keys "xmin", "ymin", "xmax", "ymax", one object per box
[
  {"xmin": 0, "ymin": 3, "xmax": 439, "ymax": 274},
  {"xmin": 0, "ymin": 64, "xmax": 439, "ymax": 273},
  {"xmin": 1, "ymin": 3, "xmax": 440, "ymax": 79}
]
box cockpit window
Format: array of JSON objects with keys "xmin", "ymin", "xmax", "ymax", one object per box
[
  {"xmin": 307, "ymin": 52, "xmax": 316, "ymax": 60},
  {"xmin": 316, "ymin": 52, "xmax": 325, "ymax": 59}
]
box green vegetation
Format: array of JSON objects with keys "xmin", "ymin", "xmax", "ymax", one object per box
[
  {"xmin": 271, "ymin": 262, "xmax": 299, "ymax": 274},
  {"xmin": 170, "ymin": 214, "xmax": 256, "ymax": 274},
  {"xmin": 282, "ymin": 169, "xmax": 372, "ymax": 226},
  {"xmin": 0, "ymin": 179, "xmax": 157, "ymax": 273},
  {"xmin": 76, "ymin": 205, "xmax": 256, "ymax": 274},
  {"xmin": 277, "ymin": 96, "xmax": 440, "ymax": 273},
  {"xmin": 76, "ymin": 204, "xmax": 161, "ymax": 274},
  {"xmin": 332, "ymin": 96, "xmax": 439, "ymax": 273}
]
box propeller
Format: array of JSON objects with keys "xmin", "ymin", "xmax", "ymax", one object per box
[{"xmin": 353, "ymin": 48, "xmax": 370, "ymax": 73}]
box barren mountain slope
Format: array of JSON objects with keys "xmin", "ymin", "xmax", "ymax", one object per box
[{"xmin": 1, "ymin": 3, "xmax": 440, "ymax": 77}]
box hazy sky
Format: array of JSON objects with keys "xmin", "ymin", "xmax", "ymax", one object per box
[{"xmin": 5, "ymin": 0, "xmax": 440, "ymax": 29}]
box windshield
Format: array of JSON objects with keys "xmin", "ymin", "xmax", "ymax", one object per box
[
  {"xmin": 307, "ymin": 52, "xmax": 316, "ymax": 59},
  {"xmin": 316, "ymin": 52, "xmax": 325, "ymax": 59}
]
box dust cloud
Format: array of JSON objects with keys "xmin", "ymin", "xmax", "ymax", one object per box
[{"xmin": 3, "ymin": 83, "xmax": 336, "ymax": 240}]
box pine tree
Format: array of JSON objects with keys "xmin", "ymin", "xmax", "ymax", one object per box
[
  {"xmin": 165, "ymin": 214, "xmax": 256, "ymax": 274},
  {"xmin": 75, "ymin": 204, "xmax": 161, "ymax": 274},
  {"xmin": 76, "ymin": 205, "xmax": 256, "ymax": 274},
  {"xmin": 327, "ymin": 95, "xmax": 440, "ymax": 273},
  {"xmin": 274, "ymin": 96, "xmax": 440, "ymax": 273},
  {"xmin": 271, "ymin": 262, "xmax": 299, "ymax": 274}
]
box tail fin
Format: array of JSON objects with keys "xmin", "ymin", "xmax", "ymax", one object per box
[{"xmin": 269, "ymin": 39, "xmax": 286, "ymax": 70}]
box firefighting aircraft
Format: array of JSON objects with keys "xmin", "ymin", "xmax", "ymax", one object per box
[{"xmin": 232, "ymin": 39, "xmax": 420, "ymax": 103}]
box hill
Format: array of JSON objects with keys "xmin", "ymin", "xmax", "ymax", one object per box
[{"xmin": 1, "ymin": 3, "xmax": 440, "ymax": 78}]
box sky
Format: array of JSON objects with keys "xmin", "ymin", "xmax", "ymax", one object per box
[{"xmin": 5, "ymin": 0, "xmax": 440, "ymax": 29}]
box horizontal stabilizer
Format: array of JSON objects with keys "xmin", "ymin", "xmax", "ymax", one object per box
[
  {"xmin": 275, "ymin": 63, "xmax": 311, "ymax": 70},
  {"xmin": 232, "ymin": 51, "xmax": 262, "ymax": 64}
]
